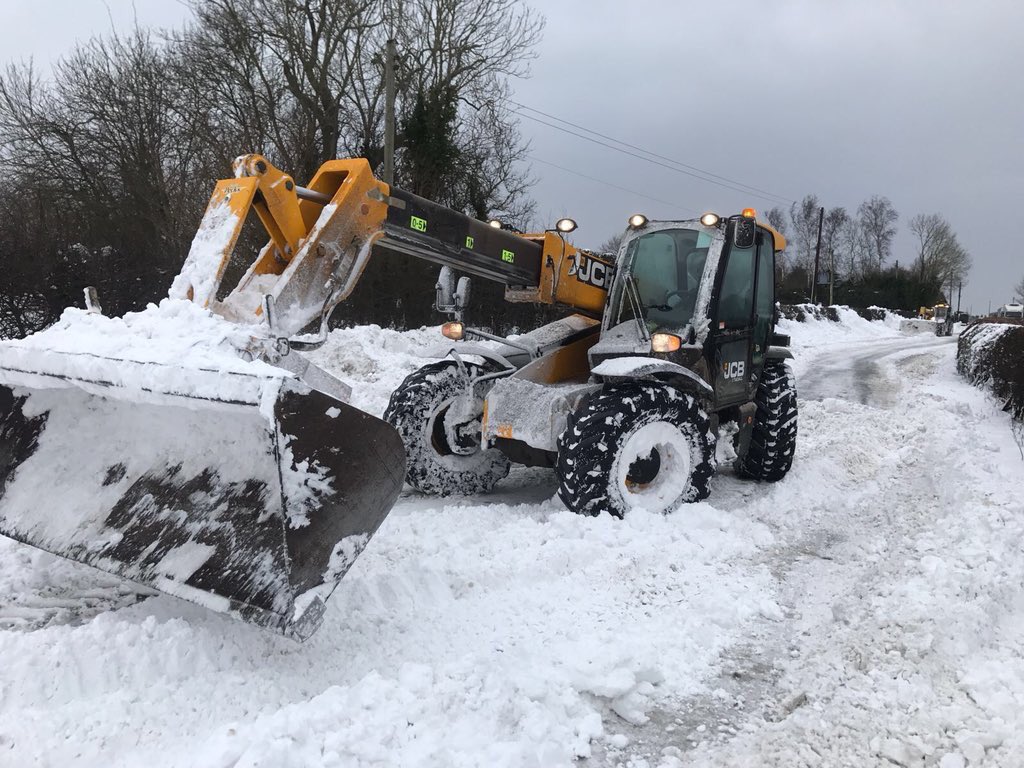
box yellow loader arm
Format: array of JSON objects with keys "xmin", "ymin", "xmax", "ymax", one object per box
[
  {"xmin": 173, "ymin": 154, "xmax": 611, "ymax": 345},
  {"xmin": 171, "ymin": 154, "xmax": 392, "ymax": 341}
]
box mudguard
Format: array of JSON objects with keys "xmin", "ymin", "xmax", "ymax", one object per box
[
  {"xmin": 766, "ymin": 346, "xmax": 794, "ymax": 360},
  {"xmin": 590, "ymin": 356, "xmax": 714, "ymax": 395}
]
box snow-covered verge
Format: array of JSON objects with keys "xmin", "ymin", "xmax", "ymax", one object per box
[
  {"xmin": 0, "ymin": 316, "xmax": 1021, "ymax": 767},
  {"xmin": 956, "ymin": 320, "xmax": 1024, "ymax": 422},
  {"xmin": 777, "ymin": 303, "xmax": 901, "ymax": 325},
  {"xmin": 775, "ymin": 304, "xmax": 901, "ymax": 379}
]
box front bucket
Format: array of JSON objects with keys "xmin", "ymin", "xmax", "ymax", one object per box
[{"xmin": 0, "ymin": 373, "xmax": 405, "ymax": 640}]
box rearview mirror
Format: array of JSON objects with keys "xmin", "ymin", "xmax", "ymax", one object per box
[{"xmin": 728, "ymin": 216, "xmax": 757, "ymax": 249}]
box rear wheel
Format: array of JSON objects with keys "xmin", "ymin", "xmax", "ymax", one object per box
[
  {"xmin": 735, "ymin": 359, "xmax": 797, "ymax": 481},
  {"xmin": 384, "ymin": 361, "xmax": 510, "ymax": 495},
  {"xmin": 556, "ymin": 383, "xmax": 715, "ymax": 518}
]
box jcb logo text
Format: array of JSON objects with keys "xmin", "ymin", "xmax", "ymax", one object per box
[
  {"xmin": 568, "ymin": 255, "xmax": 607, "ymax": 288},
  {"xmin": 722, "ymin": 361, "xmax": 745, "ymax": 380}
]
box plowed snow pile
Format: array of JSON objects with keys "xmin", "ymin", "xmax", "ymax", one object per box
[{"xmin": 1, "ymin": 313, "xmax": 1022, "ymax": 767}]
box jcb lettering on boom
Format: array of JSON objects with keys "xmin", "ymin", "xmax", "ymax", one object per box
[{"xmin": 569, "ymin": 255, "xmax": 608, "ymax": 288}]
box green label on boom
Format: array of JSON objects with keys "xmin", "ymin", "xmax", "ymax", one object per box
[
  {"xmin": 410, "ymin": 215, "xmax": 427, "ymax": 232},
  {"xmin": 501, "ymin": 249, "xmax": 515, "ymax": 263},
  {"xmin": 465, "ymin": 236, "xmax": 474, "ymax": 249}
]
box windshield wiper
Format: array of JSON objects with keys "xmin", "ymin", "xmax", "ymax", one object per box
[{"xmin": 623, "ymin": 274, "xmax": 651, "ymax": 342}]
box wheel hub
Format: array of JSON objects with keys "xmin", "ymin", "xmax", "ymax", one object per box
[
  {"xmin": 625, "ymin": 448, "xmax": 661, "ymax": 488},
  {"xmin": 613, "ymin": 421, "xmax": 693, "ymax": 513}
]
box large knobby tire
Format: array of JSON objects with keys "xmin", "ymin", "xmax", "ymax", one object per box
[
  {"xmin": 735, "ymin": 359, "xmax": 798, "ymax": 482},
  {"xmin": 556, "ymin": 383, "xmax": 716, "ymax": 518},
  {"xmin": 384, "ymin": 361, "xmax": 510, "ymax": 495}
]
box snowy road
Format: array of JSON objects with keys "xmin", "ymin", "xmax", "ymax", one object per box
[
  {"xmin": 798, "ymin": 333, "xmax": 953, "ymax": 406},
  {"xmin": 1, "ymin": 317, "xmax": 1022, "ymax": 767}
]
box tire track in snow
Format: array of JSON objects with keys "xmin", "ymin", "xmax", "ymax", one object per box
[{"xmin": 612, "ymin": 335, "xmax": 1023, "ymax": 767}]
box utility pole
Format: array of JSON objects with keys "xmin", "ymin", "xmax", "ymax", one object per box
[
  {"xmin": 956, "ymin": 281, "xmax": 962, "ymax": 317},
  {"xmin": 811, "ymin": 206, "xmax": 824, "ymax": 305},
  {"xmin": 828, "ymin": 247, "xmax": 835, "ymax": 306},
  {"xmin": 383, "ymin": 37, "xmax": 397, "ymax": 185}
]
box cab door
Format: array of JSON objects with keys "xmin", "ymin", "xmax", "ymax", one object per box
[
  {"xmin": 710, "ymin": 240, "xmax": 757, "ymax": 405},
  {"xmin": 750, "ymin": 231, "xmax": 775, "ymax": 382}
]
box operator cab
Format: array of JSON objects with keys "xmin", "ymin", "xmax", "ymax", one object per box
[
  {"xmin": 609, "ymin": 225, "xmax": 713, "ymax": 334},
  {"xmin": 599, "ymin": 212, "xmax": 784, "ymax": 408}
]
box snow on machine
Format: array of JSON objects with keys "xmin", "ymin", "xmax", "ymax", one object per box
[{"xmin": 0, "ymin": 154, "xmax": 798, "ymax": 637}]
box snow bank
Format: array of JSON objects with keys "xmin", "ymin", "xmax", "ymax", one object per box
[
  {"xmin": 304, "ymin": 324, "xmax": 446, "ymax": 416},
  {"xmin": 0, "ymin": 497, "xmax": 776, "ymax": 767},
  {"xmin": 0, "ymin": 319, "xmax": 779, "ymax": 767},
  {"xmin": 0, "ymin": 300, "xmax": 288, "ymax": 408},
  {"xmin": 2, "ymin": 314, "xmax": 1018, "ymax": 767},
  {"xmin": 956, "ymin": 319, "xmax": 1024, "ymax": 421}
]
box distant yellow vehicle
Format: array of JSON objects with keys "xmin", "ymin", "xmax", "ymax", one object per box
[{"xmin": 933, "ymin": 303, "xmax": 954, "ymax": 336}]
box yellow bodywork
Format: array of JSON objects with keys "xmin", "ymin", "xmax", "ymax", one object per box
[
  {"xmin": 175, "ymin": 155, "xmax": 610, "ymax": 333},
  {"xmin": 171, "ymin": 154, "xmax": 390, "ymax": 336},
  {"xmin": 505, "ymin": 232, "xmax": 612, "ymax": 316}
]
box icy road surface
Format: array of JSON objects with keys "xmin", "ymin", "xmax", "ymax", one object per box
[{"xmin": 1, "ymin": 313, "xmax": 1022, "ymax": 767}]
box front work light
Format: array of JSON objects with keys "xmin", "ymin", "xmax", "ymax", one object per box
[
  {"xmin": 700, "ymin": 212, "xmax": 720, "ymax": 227},
  {"xmin": 555, "ymin": 217, "xmax": 577, "ymax": 233},
  {"xmin": 650, "ymin": 332, "xmax": 681, "ymax": 353},
  {"xmin": 441, "ymin": 321, "xmax": 465, "ymax": 340},
  {"xmin": 628, "ymin": 213, "xmax": 648, "ymax": 228},
  {"xmin": 488, "ymin": 219, "xmax": 502, "ymax": 228}
]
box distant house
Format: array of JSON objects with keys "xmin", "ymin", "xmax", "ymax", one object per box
[{"xmin": 995, "ymin": 302, "xmax": 1024, "ymax": 319}]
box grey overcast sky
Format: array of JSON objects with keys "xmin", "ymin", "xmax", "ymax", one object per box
[{"xmin": 2, "ymin": 0, "xmax": 1021, "ymax": 314}]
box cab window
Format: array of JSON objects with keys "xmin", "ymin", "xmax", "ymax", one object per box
[{"xmin": 717, "ymin": 244, "xmax": 755, "ymax": 329}]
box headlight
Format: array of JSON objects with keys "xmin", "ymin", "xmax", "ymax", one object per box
[
  {"xmin": 555, "ymin": 217, "xmax": 577, "ymax": 233},
  {"xmin": 441, "ymin": 321, "xmax": 465, "ymax": 340},
  {"xmin": 650, "ymin": 333, "xmax": 681, "ymax": 353},
  {"xmin": 628, "ymin": 213, "xmax": 648, "ymax": 228}
]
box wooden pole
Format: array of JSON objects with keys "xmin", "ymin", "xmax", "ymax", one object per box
[
  {"xmin": 383, "ymin": 38, "xmax": 397, "ymax": 185},
  {"xmin": 811, "ymin": 206, "xmax": 824, "ymax": 304}
]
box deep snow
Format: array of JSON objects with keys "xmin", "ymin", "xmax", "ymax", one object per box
[{"xmin": 0, "ymin": 314, "xmax": 1022, "ymax": 767}]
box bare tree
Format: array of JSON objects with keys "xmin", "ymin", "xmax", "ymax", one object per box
[
  {"xmin": 909, "ymin": 212, "xmax": 971, "ymax": 301},
  {"xmin": 597, "ymin": 232, "xmax": 624, "ymax": 255},
  {"xmin": 389, "ymin": 0, "xmax": 543, "ymax": 223},
  {"xmin": 178, "ymin": 0, "xmax": 380, "ymax": 180},
  {"xmin": 0, "ymin": 1, "xmax": 547, "ymax": 334},
  {"xmin": 765, "ymin": 206, "xmax": 788, "ymax": 238},
  {"xmin": 857, "ymin": 195, "xmax": 898, "ymax": 272},
  {"xmin": 1014, "ymin": 275, "xmax": 1024, "ymax": 302},
  {"xmin": 763, "ymin": 206, "xmax": 789, "ymax": 275},
  {"xmin": 0, "ymin": 30, "xmax": 208, "ymax": 315},
  {"xmin": 821, "ymin": 207, "xmax": 849, "ymax": 280},
  {"xmin": 788, "ymin": 195, "xmax": 821, "ymax": 282}
]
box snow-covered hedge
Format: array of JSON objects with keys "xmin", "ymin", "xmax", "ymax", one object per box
[
  {"xmin": 777, "ymin": 303, "xmax": 897, "ymax": 323},
  {"xmin": 957, "ymin": 320, "xmax": 1024, "ymax": 422}
]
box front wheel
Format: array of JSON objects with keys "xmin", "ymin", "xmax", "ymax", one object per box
[
  {"xmin": 384, "ymin": 361, "xmax": 510, "ymax": 495},
  {"xmin": 556, "ymin": 383, "xmax": 716, "ymax": 518},
  {"xmin": 735, "ymin": 359, "xmax": 798, "ymax": 482}
]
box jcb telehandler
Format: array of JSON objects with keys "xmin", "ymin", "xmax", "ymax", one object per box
[
  {"xmin": 0, "ymin": 155, "xmax": 796, "ymax": 637},
  {"xmin": 385, "ymin": 210, "xmax": 797, "ymax": 517}
]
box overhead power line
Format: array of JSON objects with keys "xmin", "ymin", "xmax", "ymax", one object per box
[
  {"xmin": 510, "ymin": 100, "xmax": 795, "ymax": 207},
  {"xmin": 528, "ymin": 155, "xmax": 698, "ymax": 216}
]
